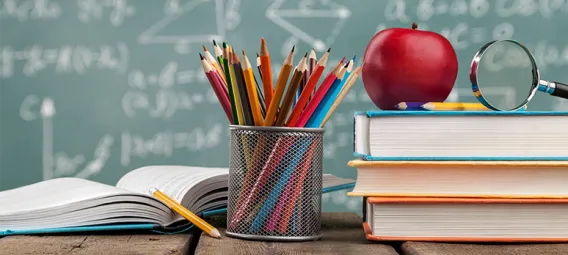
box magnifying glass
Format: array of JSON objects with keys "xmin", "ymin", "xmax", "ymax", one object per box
[{"xmin": 470, "ymin": 39, "xmax": 568, "ymax": 111}]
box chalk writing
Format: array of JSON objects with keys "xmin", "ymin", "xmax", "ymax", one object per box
[
  {"xmin": 0, "ymin": 0, "xmax": 61, "ymax": 21},
  {"xmin": 77, "ymin": 0, "xmax": 136, "ymax": 27},
  {"xmin": 120, "ymin": 124, "xmax": 223, "ymax": 166},
  {"xmin": 0, "ymin": 43, "xmax": 129, "ymax": 78}
]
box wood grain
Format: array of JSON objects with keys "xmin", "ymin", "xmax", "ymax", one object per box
[
  {"xmin": 194, "ymin": 212, "xmax": 398, "ymax": 255},
  {"xmin": 0, "ymin": 234, "xmax": 192, "ymax": 255}
]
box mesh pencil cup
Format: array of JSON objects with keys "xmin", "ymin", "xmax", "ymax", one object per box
[{"xmin": 226, "ymin": 125, "xmax": 324, "ymax": 241}]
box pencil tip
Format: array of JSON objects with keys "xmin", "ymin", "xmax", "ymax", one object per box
[
  {"xmin": 304, "ymin": 52, "xmax": 308, "ymax": 57},
  {"xmin": 211, "ymin": 229, "xmax": 221, "ymax": 239},
  {"xmin": 352, "ymin": 55, "xmax": 357, "ymax": 61},
  {"xmin": 242, "ymin": 49, "xmax": 246, "ymax": 55},
  {"xmin": 202, "ymin": 45, "xmax": 207, "ymax": 51},
  {"xmin": 222, "ymin": 42, "xmax": 227, "ymax": 48},
  {"xmin": 261, "ymin": 38, "xmax": 265, "ymax": 44},
  {"xmin": 291, "ymin": 45, "xmax": 295, "ymax": 52},
  {"xmin": 256, "ymin": 52, "xmax": 260, "ymax": 57},
  {"xmin": 340, "ymin": 56, "xmax": 345, "ymax": 63},
  {"xmin": 327, "ymin": 47, "xmax": 331, "ymax": 52},
  {"xmin": 212, "ymin": 39, "xmax": 217, "ymax": 46},
  {"xmin": 199, "ymin": 53, "xmax": 204, "ymax": 59}
]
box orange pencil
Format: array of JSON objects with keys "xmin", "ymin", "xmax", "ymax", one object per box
[
  {"xmin": 263, "ymin": 46, "xmax": 295, "ymax": 126},
  {"xmin": 275, "ymin": 53, "xmax": 307, "ymax": 126},
  {"xmin": 285, "ymin": 49, "xmax": 333, "ymax": 127},
  {"xmin": 260, "ymin": 38, "xmax": 274, "ymax": 107}
]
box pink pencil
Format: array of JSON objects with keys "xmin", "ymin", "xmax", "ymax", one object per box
[
  {"xmin": 200, "ymin": 54, "xmax": 233, "ymax": 123},
  {"xmin": 294, "ymin": 61, "xmax": 344, "ymax": 127}
]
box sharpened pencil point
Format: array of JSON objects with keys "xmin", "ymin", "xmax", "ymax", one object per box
[
  {"xmin": 304, "ymin": 52, "xmax": 308, "ymax": 57},
  {"xmin": 352, "ymin": 55, "xmax": 357, "ymax": 61},
  {"xmin": 340, "ymin": 57, "xmax": 345, "ymax": 63},
  {"xmin": 212, "ymin": 39, "xmax": 217, "ymax": 46},
  {"xmin": 261, "ymin": 38, "xmax": 265, "ymax": 44},
  {"xmin": 242, "ymin": 49, "xmax": 246, "ymax": 56},
  {"xmin": 222, "ymin": 42, "xmax": 227, "ymax": 48},
  {"xmin": 202, "ymin": 45, "xmax": 207, "ymax": 52},
  {"xmin": 291, "ymin": 45, "xmax": 295, "ymax": 52},
  {"xmin": 344, "ymin": 61, "xmax": 350, "ymax": 68},
  {"xmin": 327, "ymin": 48, "xmax": 331, "ymax": 52},
  {"xmin": 256, "ymin": 52, "xmax": 260, "ymax": 57},
  {"xmin": 199, "ymin": 53, "xmax": 204, "ymax": 59}
]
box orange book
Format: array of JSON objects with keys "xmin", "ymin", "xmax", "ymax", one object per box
[{"xmin": 363, "ymin": 197, "xmax": 568, "ymax": 243}]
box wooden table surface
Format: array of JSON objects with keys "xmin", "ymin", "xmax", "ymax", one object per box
[{"xmin": 3, "ymin": 212, "xmax": 568, "ymax": 255}]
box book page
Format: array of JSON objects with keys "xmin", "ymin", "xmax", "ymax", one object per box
[
  {"xmin": 0, "ymin": 178, "xmax": 132, "ymax": 217},
  {"xmin": 116, "ymin": 165, "xmax": 228, "ymax": 202}
]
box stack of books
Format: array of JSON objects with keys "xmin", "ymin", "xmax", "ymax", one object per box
[{"xmin": 347, "ymin": 110, "xmax": 568, "ymax": 242}]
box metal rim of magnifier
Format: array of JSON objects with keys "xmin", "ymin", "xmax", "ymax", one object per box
[{"xmin": 469, "ymin": 39, "xmax": 540, "ymax": 111}]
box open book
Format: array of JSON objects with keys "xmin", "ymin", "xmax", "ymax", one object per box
[{"xmin": 0, "ymin": 165, "xmax": 355, "ymax": 236}]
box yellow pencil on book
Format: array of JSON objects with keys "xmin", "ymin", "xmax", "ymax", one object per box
[
  {"xmin": 395, "ymin": 102, "xmax": 490, "ymax": 111},
  {"xmin": 149, "ymin": 188, "xmax": 221, "ymax": 238}
]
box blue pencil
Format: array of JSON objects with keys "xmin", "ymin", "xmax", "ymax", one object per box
[{"xmin": 305, "ymin": 57, "xmax": 354, "ymax": 128}]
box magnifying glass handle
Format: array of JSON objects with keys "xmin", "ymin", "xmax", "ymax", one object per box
[{"xmin": 538, "ymin": 80, "xmax": 568, "ymax": 99}]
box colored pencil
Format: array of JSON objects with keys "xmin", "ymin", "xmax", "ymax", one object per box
[
  {"xmin": 200, "ymin": 54, "xmax": 233, "ymax": 123},
  {"xmin": 274, "ymin": 140, "xmax": 318, "ymax": 233},
  {"xmin": 233, "ymin": 51, "xmax": 254, "ymax": 126},
  {"xmin": 203, "ymin": 45, "xmax": 226, "ymax": 84},
  {"xmin": 212, "ymin": 40, "xmax": 225, "ymax": 73},
  {"xmin": 306, "ymin": 57, "xmax": 354, "ymax": 128},
  {"xmin": 286, "ymin": 53, "xmax": 339, "ymax": 127},
  {"xmin": 296, "ymin": 48, "xmax": 316, "ymax": 103},
  {"xmin": 222, "ymin": 43, "xmax": 239, "ymax": 124},
  {"xmin": 254, "ymin": 53, "xmax": 267, "ymax": 117},
  {"xmin": 275, "ymin": 53, "xmax": 308, "ymax": 126},
  {"xmin": 263, "ymin": 45, "xmax": 295, "ymax": 126},
  {"xmin": 395, "ymin": 102, "xmax": 490, "ymax": 111},
  {"xmin": 260, "ymin": 38, "xmax": 274, "ymax": 107},
  {"xmin": 295, "ymin": 60, "xmax": 345, "ymax": 127},
  {"xmin": 256, "ymin": 53, "xmax": 263, "ymax": 80},
  {"xmin": 149, "ymin": 188, "xmax": 221, "ymax": 238},
  {"xmin": 241, "ymin": 51, "xmax": 264, "ymax": 125},
  {"xmin": 228, "ymin": 50, "xmax": 245, "ymax": 125},
  {"xmin": 320, "ymin": 65, "xmax": 363, "ymax": 127}
]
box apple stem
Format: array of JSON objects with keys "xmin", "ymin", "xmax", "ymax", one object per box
[{"xmin": 412, "ymin": 22, "xmax": 418, "ymax": 30}]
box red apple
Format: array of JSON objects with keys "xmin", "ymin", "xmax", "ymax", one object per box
[{"xmin": 362, "ymin": 23, "xmax": 458, "ymax": 110}]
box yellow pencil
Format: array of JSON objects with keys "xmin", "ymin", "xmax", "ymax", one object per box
[
  {"xmin": 241, "ymin": 51, "xmax": 264, "ymax": 125},
  {"xmin": 149, "ymin": 188, "xmax": 221, "ymax": 238},
  {"xmin": 228, "ymin": 50, "xmax": 244, "ymax": 125},
  {"xmin": 395, "ymin": 102, "xmax": 490, "ymax": 111}
]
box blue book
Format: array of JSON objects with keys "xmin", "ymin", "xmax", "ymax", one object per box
[
  {"xmin": 353, "ymin": 110, "xmax": 568, "ymax": 161},
  {"xmin": 1, "ymin": 165, "xmax": 355, "ymax": 236}
]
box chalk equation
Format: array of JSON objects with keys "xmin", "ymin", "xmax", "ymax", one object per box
[
  {"xmin": 0, "ymin": 43, "xmax": 129, "ymax": 78},
  {"xmin": 120, "ymin": 124, "xmax": 224, "ymax": 167},
  {"xmin": 123, "ymin": 61, "xmax": 218, "ymax": 119},
  {"xmin": 77, "ymin": 0, "xmax": 136, "ymax": 27},
  {"xmin": 0, "ymin": 0, "xmax": 61, "ymax": 21}
]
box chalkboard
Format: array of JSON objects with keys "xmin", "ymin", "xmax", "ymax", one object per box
[{"xmin": 1, "ymin": 0, "xmax": 567, "ymax": 214}]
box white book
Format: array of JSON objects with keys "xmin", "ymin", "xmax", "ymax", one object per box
[
  {"xmin": 0, "ymin": 166, "xmax": 354, "ymax": 235},
  {"xmin": 353, "ymin": 111, "xmax": 568, "ymax": 160}
]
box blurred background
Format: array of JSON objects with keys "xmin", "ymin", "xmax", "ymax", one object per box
[{"xmin": 1, "ymin": 0, "xmax": 567, "ymax": 214}]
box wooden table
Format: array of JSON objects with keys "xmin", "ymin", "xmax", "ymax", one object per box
[
  {"xmin": 195, "ymin": 212, "xmax": 398, "ymax": 255},
  {"xmin": 3, "ymin": 213, "xmax": 568, "ymax": 255}
]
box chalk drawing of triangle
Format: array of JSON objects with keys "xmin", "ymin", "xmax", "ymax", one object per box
[{"xmin": 138, "ymin": 0, "xmax": 225, "ymax": 45}]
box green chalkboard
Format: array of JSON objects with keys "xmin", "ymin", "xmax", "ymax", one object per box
[{"xmin": 1, "ymin": 0, "xmax": 567, "ymax": 214}]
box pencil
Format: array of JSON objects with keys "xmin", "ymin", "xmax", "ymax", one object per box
[
  {"xmin": 275, "ymin": 53, "xmax": 307, "ymax": 126},
  {"xmin": 149, "ymin": 188, "xmax": 221, "ymax": 238},
  {"xmin": 285, "ymin": 50, "xmax": 335, "ymax": 127},
  {"xmin": 256, "ymin": 53, "xmax": 263, "ymax": 80},
  {"xmin": 213, "ymin": 40, "xmax": 225, "ymax": 73},
  {"xmin": 260, "ymin": 38, "xmax": 274, "ymax": 107},
  {"xmin": 233, "ymin": 51, "xmax": 254, "ymax": 126},
  {"xmin": 241, "ymin": 51, "xmax": 264, "ymax": 125},
  {"xmin": 295, "ymin": 61, "xmax": 345, "ymax": 127},
  {"xmin": 263, "ymin": 45, "xmax": 295, "ymax": 126},
  {"xmin": 253, "ymin": 74, "xmax": 267, "ymax": 118},
  {"xmin": 222, "ymin": 42, "xmax": 239, "ymax": 123},
  {"xmin": 203, "ymin": 45, "xmax": 226, "ymax": 84},
  {"xmin": 200, "ymin": 53, "xmax": 233, "ymax": 123},
  {"xmin": 228, "ymin": 50, "xmax": 245, "ymax": 125},
  {"xmin": 320, "ymin": 65, "xmax": 362, "ymax": 127},
  {"xmin": 305, "ymin": 60, "xmax": 349, "ymax": 128},
  {"xmin": 296, "ymin": 48, "xmax": 316, "ymax": 102},
  {"xmin": 395, "ymin": 102, "xmax": 490, "ymax": 111}
]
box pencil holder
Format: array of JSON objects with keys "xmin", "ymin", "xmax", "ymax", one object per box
[{"xmin": 226, "ymin": 125, "xmax": 324, "ymax": 241}]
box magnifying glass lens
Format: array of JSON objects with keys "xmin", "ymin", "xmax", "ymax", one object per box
[{"xmin": 476, "ymin": 40, "xmax": 535, "ymax": 110}]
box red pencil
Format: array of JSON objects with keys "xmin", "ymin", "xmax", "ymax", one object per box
[
  {"xmin": 294, "ymin": 60, "xmax": 345, "ymax": 127},
  {"xmin": 286, "ymin": 53, "xmax": 341, "ymax": 127},
  {"xmin": 200, "ymin": 53, "xmax": 233, "ymax": 123}
]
